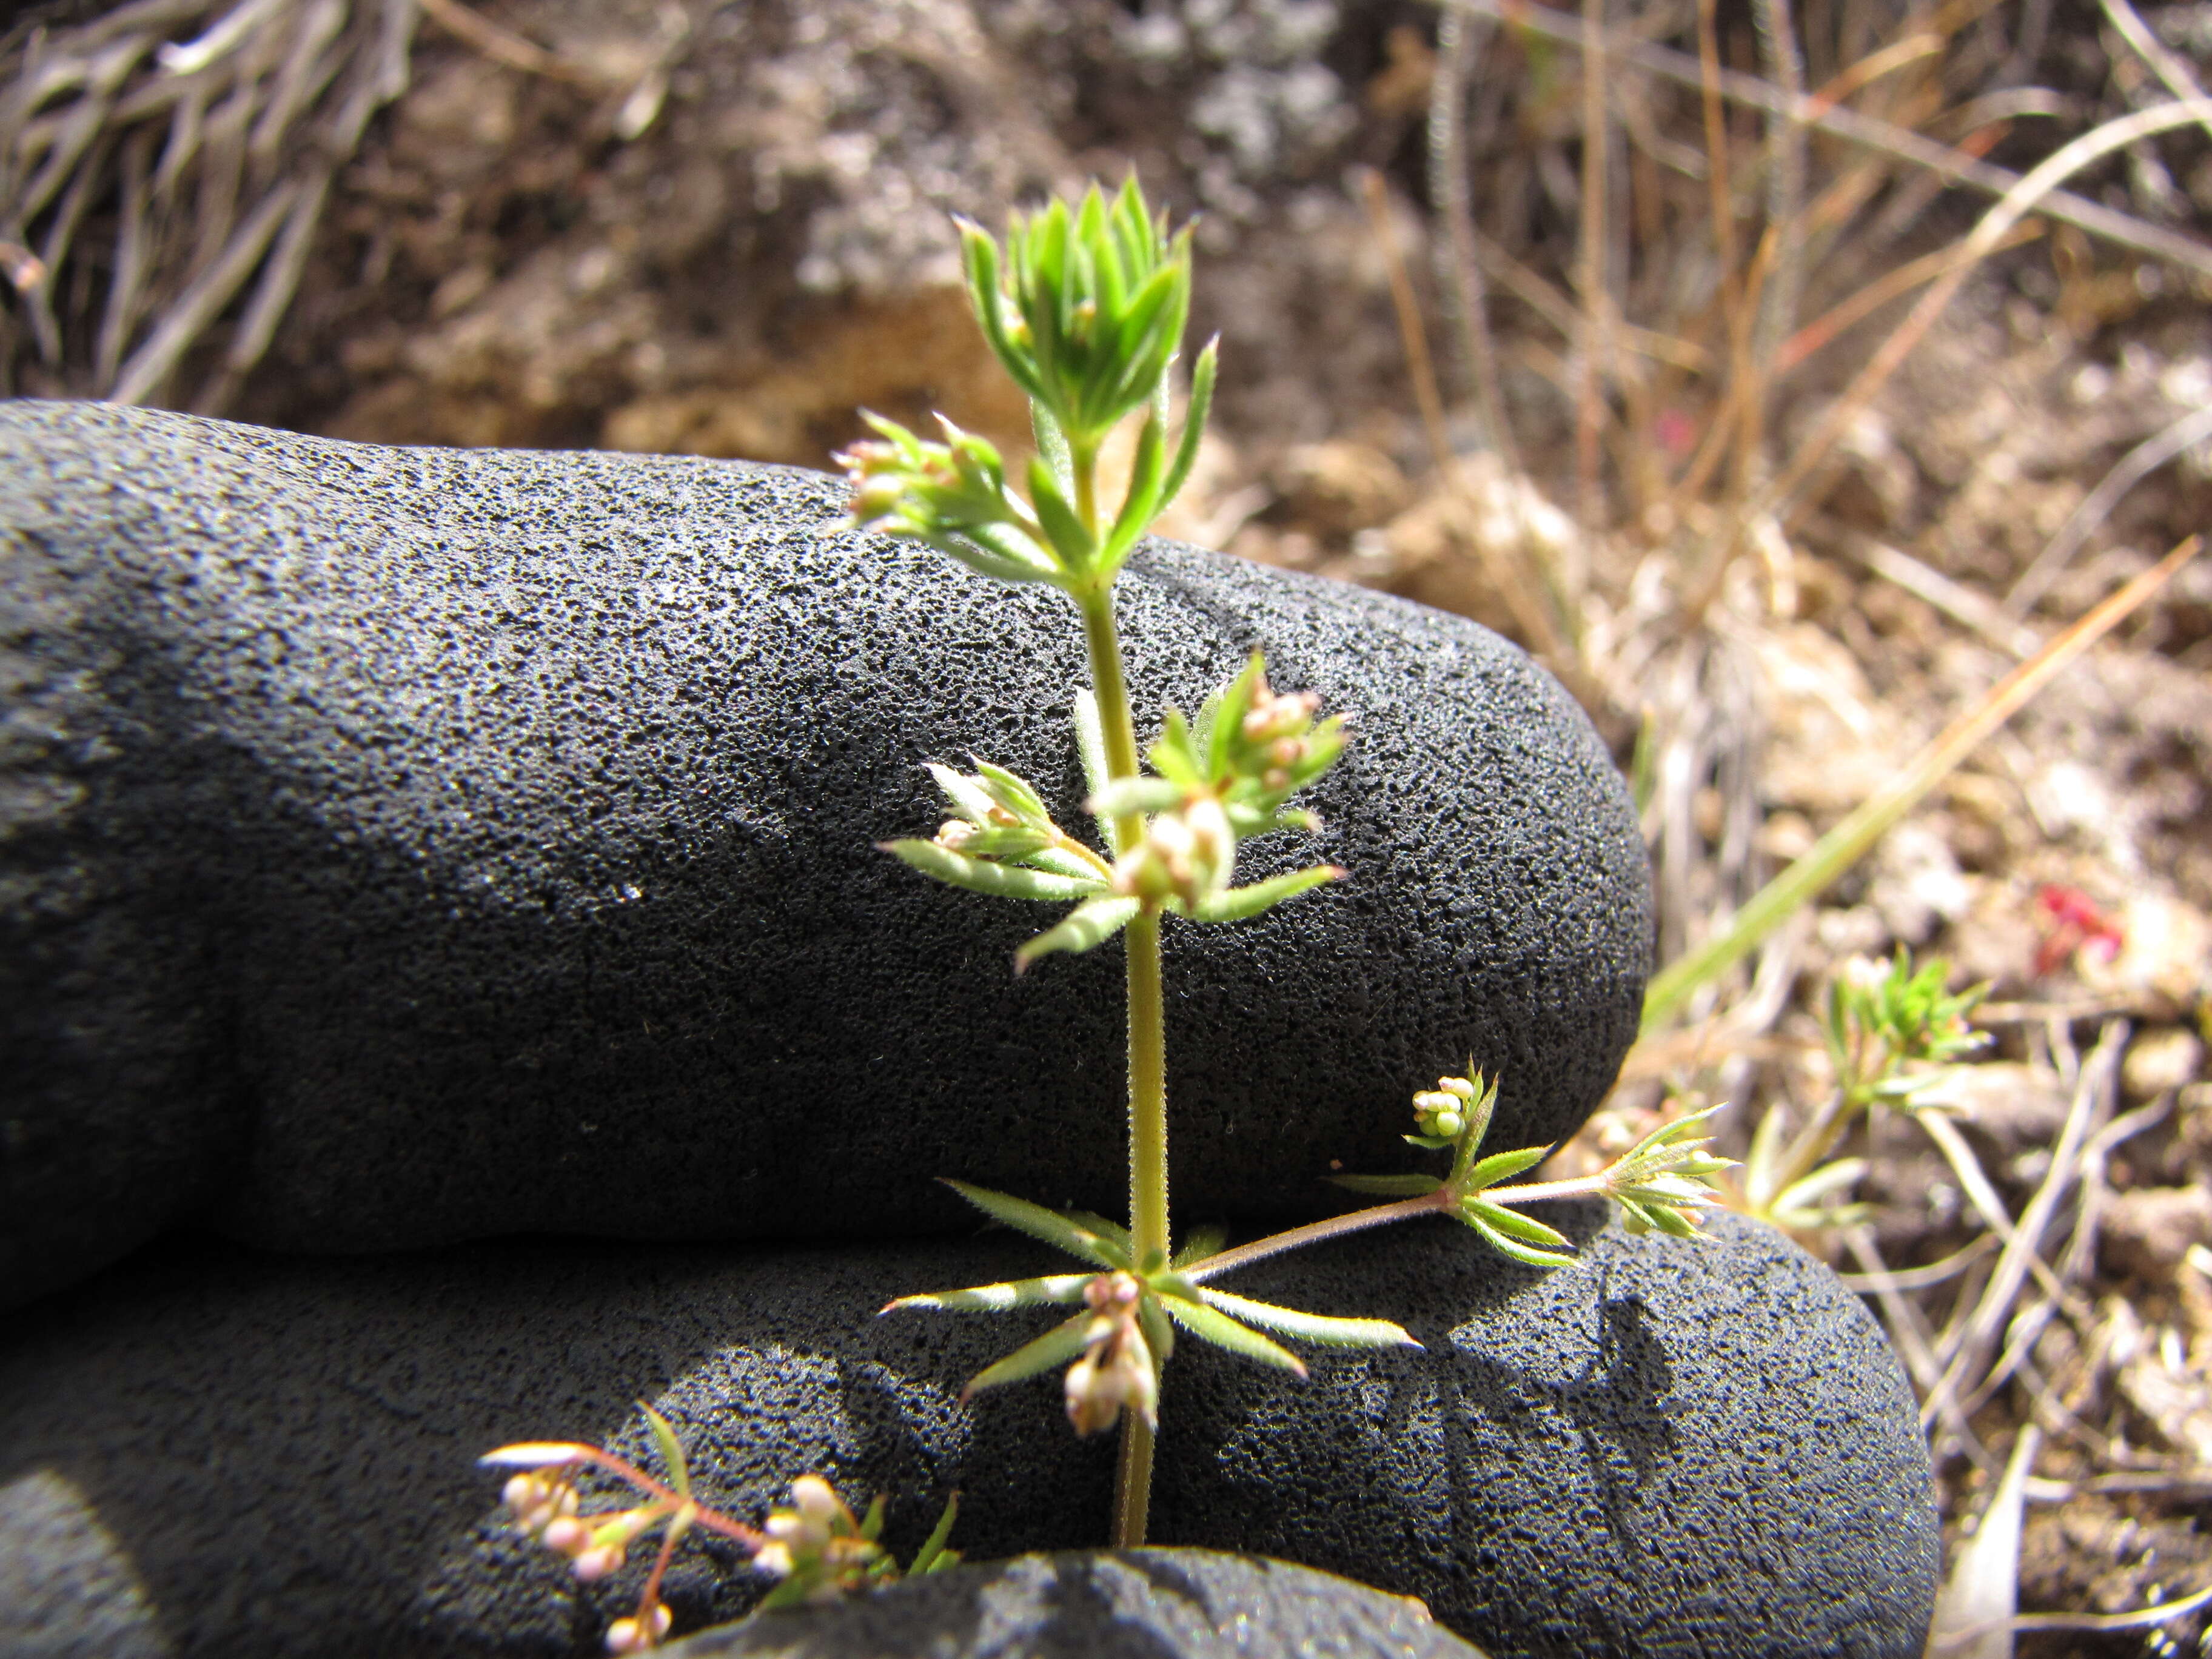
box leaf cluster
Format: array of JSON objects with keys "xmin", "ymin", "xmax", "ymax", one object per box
[
  {"xmin": 882, "ymin": 658, "xmax": 1343, "ymax": 971},
  {"xmin": 885, "ymin": 1181, "xmax": 1417, "ymax": 1415}
]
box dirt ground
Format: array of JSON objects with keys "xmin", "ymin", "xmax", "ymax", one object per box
[{"xmin": 5, "ymin": 0, "xmax": 2212, "ymax": 1651}]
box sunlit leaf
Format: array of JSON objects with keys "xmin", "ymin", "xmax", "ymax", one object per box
[
  {"xmin": 1194, "ymin": 1287, "xmax": 1417, "ymax": 1349},
  {"xmin": 942, "ymin": 1180, "xmax": 1130, "ymax": 1268}
]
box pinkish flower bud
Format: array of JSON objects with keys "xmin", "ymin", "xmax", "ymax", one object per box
[
  {"xmin": 572, "ymin": 1544, "xmax": 625, "ymax": 1583},
  {"xmin": 541, "ymin": 1517, "xmax": 589, "ymax": 1557},
  {"xmin": 605, "ymin": 1605, "xmax": 672, "ymax": 1653}
]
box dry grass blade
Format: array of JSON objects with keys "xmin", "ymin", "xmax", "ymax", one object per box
[
  {"xmin": 1927, "ymin": 1426, "xmax": 2041, "ymax": 1658},
  {"xmin": 1757, "ymin": 98, "xmax": 2212, "ymax": 535},
  {"xmin": 1446, "ymin": 0, "xmax": 2212, "ymax": 278},
  {"xmin": 1638, "ymin": 535, "xmax": 2201, "ymax": 1032},
  {"xmin": 1923, "ymin": 1025, "xmax": 2123, "ymax": 1429},
  {"xmin": 1427, "ymin": 3, "xmax": 1517, "ymax": 466},
  {"xmin": 2003, "ymin": 400, "xmax": 2212, "ymax": 618},
  {"xmin": 1, "ymin": 0, "xmax": 418, "ymax": 406},
  {"xmin": 2097, "ymin": 0, "xmax": 2212, "ymax": 146}
]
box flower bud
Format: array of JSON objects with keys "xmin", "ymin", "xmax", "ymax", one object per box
[
  {"xmin": 789, "ymin": 1476, "xmax": 845, "ymax": 1529},
  {"xmin": 541, "ymin": 1517, "xmax": 590, "ymax": 1556},
  {"xmin": 605, "ymin": 1605, "xmax": 672, "ymax": 1654},
  {"xmin": 1412, "ymin": 1090, "xmax": 1465, "ymax": 1138},
  {"xmin": 572, "ymin": 1544, "xmax": 625, "ymax": 1583}
]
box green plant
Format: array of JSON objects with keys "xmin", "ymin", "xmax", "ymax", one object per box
[
  {"xmin": 480, "ymin": 177, "xmax": 1732, "ymax": 1650},
  {"xmin": 484, "ymin": 1406, "xmax": 960, "ymax": 1651},
  {"xmin": 1732, "ymin": 948, "xmax": 1988, "ymax": 1232}
]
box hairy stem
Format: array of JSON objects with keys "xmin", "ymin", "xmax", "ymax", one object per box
[
  {"xmin": 1073, "ymin": 459, "xmax": 1168, "ymax": 1547},
  {"xmin": 1184, "ymin": 1167, "xmax": 1624, "ymax": 1285},
  {"xmin": 1182, "ymin": 1191, "xmax": 1453, "ymax": 1283}
]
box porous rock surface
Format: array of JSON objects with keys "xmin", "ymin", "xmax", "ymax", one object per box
[
  {"xmin": 0, "ymin": 1212, "xmax": 1937, "ymax": 1658},
  {"xmin": 0, "ymin": 400, "xmax": 1649, "ymax": 1305},
  {"xmin": 658, "ymin": 1549, "xmax": 1487, "ymax": 1658}
]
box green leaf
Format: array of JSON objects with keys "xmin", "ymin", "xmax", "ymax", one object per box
[
  {"xmin": 958, "ymin": 221, "xmax": 1045, "ymax": 406},
  {"xmin": 1136, "ymin": 1292, "xmax": 1174, "ymax": 1372},
  {"xmin": 859, "ymin": 1493, "xmax": 886, "ymax": 1542},
  {"xmin": 1147, "ymin": 709, "xmax": 1204, "ymax": 788},
  {"xmin": 1159, "ymin": 1295, "xmax": 1307, "ymax": 1376},
  {"xmin": 908, "ymin": 1493, "xmax": 961, "ymax": 1577},
  {"xmin": 1618, "ymin": 1198, "xmax": 1704, "ymax": 1239},
  {"xmin": 899, "ymin": 528, "xmax": 1057, "ymax": 588},
  {"xmin": 1087, "ymin": 776, "xmax": 1185, "ymax": 820},
  {"xmin": 884, "ymin": 1273, "xmax": 1094, "ymax": 1313},
  {"xmin": 1033, "ymin": 402, "xmax": 1073, "ymax": 495},
  {"xmin": 1073, "ymin": 691, "xmax": 1117, "ymax": 854},
  {"xmin": 927, "ymin": 763, "xmax": 999, "ymax": 828},
  {"xmin": 1459, "ymin": 1146, "xmax": 1549, "ymax": 1192},
  {"xmin": 1461, "ymin": 1199, "xmax": 1572, "ymax": 1252},
  {"xmin": 882, "ymin": 838, "xmax": 1105, "ymax": 902},
  {"xmin": 1028, "ymin": 455, "xmax": 1096, "ymax": 572},
  {"xmin": 1025, "ymin": 843, "xmax": 1111, "ymax": 885},
  {"xmin": 1102, "ymin": 409, "xmax": 1166, "ymax": 566},
  {"xmin": 1205, "ymin": 654, "xmax": 1264, "ymax": 783},
  {"xmin": 1158, "ymin": 337, "xmax": 1217, "ymax": 512},
  {"xmin": 1194, "ymin": 1287, "xmax": 1417, "ymax": 1349},
  {"xmin": 638, "ymin": 1402, "xmax": 691, "ymax": 1501},
  {"xmin": 1403, "ymin": 1133, "xmax": 1456, "ymax": 1151},
  {"xmin": 961, "ymin": 1312, "xmax": 1094, "ymax": 1399},
  {"xmin": 1190, "ymin": 865, "xmax": 1344, "ymax": 923},
  {"xmin": 1463, "ymin": 1210, "xmax": 1577, "ymax": 1269},
  {"xmin": 1325, "ymin": 1172, "xmax": 1444, "ymax": 1198},
  {"xmin": 1014, "ymin": 896, "xmax": 1142, "ymax": 971},
  {"xmin": 941, "ymin": 1180, "xmax": 1130, "ymax": 1269},
  {"xmin": 1171, "ymin": 1225, "xmax": 1228, "ymax": 1268},
  {"xmin": 971, "ymin": 760, "xmax": 1051, "ymax": 827}
]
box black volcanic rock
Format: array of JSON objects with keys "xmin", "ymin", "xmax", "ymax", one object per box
[
  {"xmin": 659, "ymin": 1549, "xmax": 1489, "ymax": 1658},
  {"xmin": 0, "ymin": 1213, "xmax": 1937, "ymax": 1658},
  {"xmin": 0, "ymin": 401, "xmax": 1649, "ymax": 1305}
]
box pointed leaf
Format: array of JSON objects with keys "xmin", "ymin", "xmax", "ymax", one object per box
[
  {"xmin": 941, "ymin": 1180, "xmax": 1130, "ymax": 1268},
  {"xmin": 882, "ymin": 839, "xmax": 1105, "ymax": 902},
  {"xmin": 884, "ymin": 1273, "xmax": 1094, "ymax": 1313},
  {"xmin": 961, "ymin": 1312, "xmax": 1094, "ymax": 1399},
  {"xmin": 1102, "ymin": 409, "xmax": 1167, "ymax": 565},
  {"xmin": 1460, "ymin": 1146, "xmax": 1549, "ymax": 1192},
  {"xmin": 1206, "ymin": 653, "xmax": 1265, "ymax": 783},
  {"xmin": 1073, "ymin": 690, "xmax": 1118, "ymax": 854},
  {"xmin": 1158, "ymin": 337, "xmax": 1217, "ymax": 513},
  {"xmin": 638, "ymin": 1404, "xmax": 691, "ymax": 1501},
  {"xmin": 859, "ymin": 1493, "xmax": 886, "ymax": 1541},
  {"xmin": 1190, "ymin": 865, "xmax": 1344, "ymax": 923},
  {"xmin": 971, "ymin": 760, "xmax": 1051, "ymax": 828},
  {"xmin": 1027, "ymin": 456, "xmax": 1095, "ymax": 572},
  {"xmin": 1172, "ymin": 1225, "xmax": 1229, "ymax": 1268},
  {"xmin": 908, "ymin": 1493, "xmax": 961, "ymax": 1577},
  {"xmin": 1159, "ymin": 1295, "xmax": 1307, "ymax": 1376},
  {"xmin": 1464, "ymin": 1211, "xmax": 1577, "ymax": 1269},
  {"xmin": 1136, "ymin": 1291, "xmax": 1175, "ymax": 1372},
  {"xmin": 1014, "ymin": 896, "xmax": 1142, "ymax": 971},
  {"xmin": 927, "ymin": 762, "xmax": 999, "ymax": 828},
  {"xmin": 1033, "ymin": 402, "xmax": 1073, "ymax": 494},
  {"xmin": 1087, "ymin": 776, "xmax": 1185, "ymax": 820},
  {"xmin": 1194, "ymin": 1287, "xmax": 1418, "ymax": 1349},
  {"xmin": 1325, "ymin": 1173, "xmax": 1444, "ymax": 1198},
  {"xmin": 1462, "ymin": 1199, "xmax": 1573, "ymax": 1251},
  {"xmin": 1024, "ymin": 843, "xmax": 1111, "ymax": 885}
]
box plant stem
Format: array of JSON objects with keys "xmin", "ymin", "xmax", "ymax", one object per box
[
  {"xmin": 1182, "ymin": 1167, "xmax": 1624, "ymax": 1285},
  {"xmin": 1181, "ymin": 1191, "xmax": 1450, "ymax": 1283},
  {"xmin": 1072, "ymin": 457, "xmax": 1168, "ymax": 1547}
]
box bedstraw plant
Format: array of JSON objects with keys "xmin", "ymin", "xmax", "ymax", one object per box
[{"xmin": 481, "ymin": 178, "xmax": 1731, "ymax": 1651}]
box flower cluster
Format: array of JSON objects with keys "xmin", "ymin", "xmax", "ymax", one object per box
[
  {"xmin": 1064, "ymin": 1270, "xmax": 1159, "ymax": 1435},
  {"xmin": 483, "ymin": 1416, "xmax": 961, "ymax": 1649}
]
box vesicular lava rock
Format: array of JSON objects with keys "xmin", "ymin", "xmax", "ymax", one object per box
[
  {"xmin": 0, "ymin": 1213, "xmax": 1936, "ymax": 1658},
  {"xmin": 657, "ymin": 1549, "xmax": 1489, "ymax": 1659},
  {"xmin": 0, "ymin": 401, "xmax": 1649, "ymax": 1306}
]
